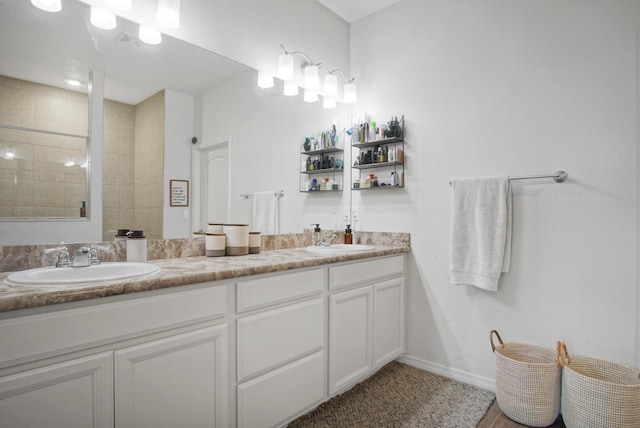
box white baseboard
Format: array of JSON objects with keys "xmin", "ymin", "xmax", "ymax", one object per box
[{"xmin": 398, "ymin": 355, "xmax": 496, "ymax": 392}]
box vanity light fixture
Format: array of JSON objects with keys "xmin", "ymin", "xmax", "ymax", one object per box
[
  {"xmin": 257, "ymin": 71, "xmax": 274, "ymax": 89},
  {"xmin": 106, "ymin": 0, "xmax": 132, "ymax": 12},
  {"xmin": 157, "ymin": 0, "xmax": 181, "ymax": 29},
  {"xmin": 274, "ymin": 45, "xmax": 356, "ymax": 104},
  {"xmin": 90, "ymin": 6, "xmax": 117, "ymax": 30},
  {"xmin": 31, "ymin": 0, "xmax": 62, "ymax": 13},
  {"xmin": 139, "ymin": 25, "xmax": 162, "ymax": 45}
]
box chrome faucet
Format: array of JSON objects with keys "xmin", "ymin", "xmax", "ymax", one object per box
[{"xmin": 71, "ymin": 245, "xmax": 109, "ymax": 267}]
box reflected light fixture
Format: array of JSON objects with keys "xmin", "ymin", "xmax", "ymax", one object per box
[
  {"xmin": 283, "ymin": 80, "xmax": 299, "ymax": 96},
  {"xmin": 323, "ymin": 97, "xmax": 336, "ymax": 109},
  {"xmin": 139, "ymin": 25, "xmax": 162, "ymax": 45},
  {"xmin": 106, "ymin": 0, "xmax": 132, "ymax": 11},
  {"xmin": 274, "ymin": 45, "xmax": 356, "ymax": 104},
  {"xmin": 257, "ymin": 71, "xmax": 274, "ymax": 89},
  {"xmin": 65, "ymin": 78, "xmax": 82, "ymax": 87},
  {"xmin": 90, "ymin": 7, "xmax": 117, "ymax": 30},
  {"xmin": 4, "ymin": 145, "xmax": 15, "ymax": 160},
  {"xmin": 303, "ymin": 89, "xmax": 318, "ymax": 103},
  {"xmin": 31, "ymin": 0, "xmax": 61, "ymax": 12},
  {"xmin": 157, "ymin": 0, "xmax": 181, "ymax": 29}
]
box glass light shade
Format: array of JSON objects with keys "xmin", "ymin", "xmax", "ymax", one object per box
[
  {"xmin": 31, "ymin": 0, "xmax": 61, "ymax": 12},
  {"xmin": 139, "ymin": 25, "xmax": 162, "ymax": 45},
  {"xmin": 323, "ymin": 97, "xmax": 336, "ymax": 109},
  {"xmin": 90, "ymin": 7, "xmax": 117, "ymax": 30},
  {"xmin": 283, "ymin": 80, "xmax": 299, "ymax": 96},
  {"xmin": 304, "ymin": 65, "xmax": 319, "ymax": 90},
  {"xmin": 304, "ymin": 89, "xmax": 318, "ymax": 103},
  {"xmin": 257, "ymin": 71, "xmax": 274, "ymax": 88},
  {"xmin": 106, "ymin": 0, "xmax": 132, "ymax": 11},
  {"xmin": 323, "ymin": 74, "xmax": 338, "ymax": 97},
  {"xmin": 157, "ymin": 0, "xmax": 181, "ymax": 29},
  {"xmin": 343, "ymin": 82, "xmax": 357, "ymax": 104},
  {"xmin": 277, "ymin": 54, "xmax": 294, "ymax": 81}
]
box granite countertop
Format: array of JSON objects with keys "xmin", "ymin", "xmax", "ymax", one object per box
[{"xmin": 0, "ymin": 245, "xmax": 409, "ymax": 314}]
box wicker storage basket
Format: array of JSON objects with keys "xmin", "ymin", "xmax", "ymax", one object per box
[
  {"xmin": 558, "ymin": 342, "xmax": 640, "ymax": 428},
  {"xmin": 490, "ymin": 330, "xmax": 561, "ymax": 427}
]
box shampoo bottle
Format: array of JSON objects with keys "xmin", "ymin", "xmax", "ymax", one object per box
[{"xmin": 344, "ymin": 225, "xmax": 353, "ymax": 244}]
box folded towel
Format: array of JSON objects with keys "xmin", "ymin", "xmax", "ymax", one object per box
[
  {"xmin": 450, "ymin": 176, "xmax": 512, "ymax": 291},
  {"xmin": 252, "ymin": 191, "xmax": 279, "ymax": 234}
]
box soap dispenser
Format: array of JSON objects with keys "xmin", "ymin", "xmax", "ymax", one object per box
[
  {"xmin": 311, "ymin": 224, "xmax": 321, "ymax": 246},
  {"xmin": 80, "ymin": 201, "xmax": 86, "ymax": 217},
  {"xmin": 344, "ymin": 225, "xmax": 353, "ymax": 244}
]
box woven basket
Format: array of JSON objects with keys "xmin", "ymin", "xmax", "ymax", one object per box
[
  {"xmin": 558, "ymin": 342, "xmax": 640, "ymax": 428},
  {"xmin": 490, "ymin": 330, "xmax": 561, "ymax": 427}
]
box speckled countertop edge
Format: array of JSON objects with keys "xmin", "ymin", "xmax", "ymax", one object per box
[{"xmin": 0, "ymin": 245, "xmax": 409, "ymax": 313}]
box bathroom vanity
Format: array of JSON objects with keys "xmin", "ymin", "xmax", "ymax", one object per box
[{"xmin": 0, "ymin": 243, "xmax": 408, "ymax": 428}]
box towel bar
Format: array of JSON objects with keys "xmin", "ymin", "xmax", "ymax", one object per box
[{"xmin": 449, "ymin": 170, "xmax": 567, "ymax": 186}]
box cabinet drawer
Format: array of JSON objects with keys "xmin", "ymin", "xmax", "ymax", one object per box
[
  {"xmin": 0, "ymin": 284, "xmax": 227, "ymax": 368},
  {"xmin": 237, "ymin": 351, "xmax": 325, "ymax": 428},
  {"xmin": 237, "ymin": 298, "xmax": 323, "ymax": 382},
  {"xmin": 329, "ymin": 255, "xmax": 404, "ymax": 291},
  {"xmin": 236, "ymin": 268, "xmax": 323, "ymax": 313}
]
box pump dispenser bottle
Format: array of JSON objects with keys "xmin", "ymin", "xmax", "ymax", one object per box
[
  {"xmin": 311, "ymin": 224, "xmax": 321, "ymax": 245},
  {"xmin": 344, "ymin": 225, "xmax": 353, "ymax": 244}
]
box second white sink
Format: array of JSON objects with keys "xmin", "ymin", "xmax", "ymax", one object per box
[{"xmin": 5, "ymin": 262, "xmax": 160, "ymax": 287}]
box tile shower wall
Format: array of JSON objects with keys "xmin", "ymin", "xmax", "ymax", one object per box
[
  {"xmin": 0, "ymin": 75, "xmax": 88, "ymax": 218},
  {"xmin": 134, "ymin": 91, "xmax": 164, "ymax": 239}
]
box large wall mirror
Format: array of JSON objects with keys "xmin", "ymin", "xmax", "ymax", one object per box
[{"xmin": 0, "ymin": 0, "xmax": 251, "ymax": 242}]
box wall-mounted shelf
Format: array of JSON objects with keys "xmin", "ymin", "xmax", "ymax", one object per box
[{"xmin": 300, "ymin": 140, "xmax": 344, "ymax": 192}]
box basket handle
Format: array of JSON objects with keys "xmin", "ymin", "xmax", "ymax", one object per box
[
  {"xmin": 556, "ymin": 341, "xmax": 571, "ymax": 366},
  {"xmin": 490, "ymin": 330, "xmax": 504, "ymax": 353}
]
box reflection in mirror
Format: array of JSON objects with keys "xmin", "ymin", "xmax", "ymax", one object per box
[{"xmin": 0, "ymin": 76, "xmax": 88, "ymax": 218}]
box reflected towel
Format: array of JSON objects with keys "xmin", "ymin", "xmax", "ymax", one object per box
[
  {"xmin": 449, "ymin": 176, "xmax": 512, "ymax": 291},
  {"xmin": 252, "ymin": 191, "xmax": 279, "ymax": 234}
]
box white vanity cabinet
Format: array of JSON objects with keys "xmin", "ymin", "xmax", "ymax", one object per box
[
  {"xmin": 0, "ymin": 283, "xmax": 230, "ymax": 428},
  {"xmin": 235, "ymin": 269, "xmax": 326, "ymax": 428},
  {"xmin": 328, "ymin": 255, "xmax": 405, "ymax": 396}
]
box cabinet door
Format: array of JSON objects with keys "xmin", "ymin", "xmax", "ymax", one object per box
[
  {"xmin": 328, "ymin": 286, "xmax": 373, "ymax": 396},
  {"xmin": 373, "ymin": 277, "xmax": 405, "ymax": 368},
  {"xmin": 0, "ymin": 352, "xmax": 114, "ymax": 428},
  {"xmin": 115, "ymin": 325, "xmax": 229, "ymax": 428}
]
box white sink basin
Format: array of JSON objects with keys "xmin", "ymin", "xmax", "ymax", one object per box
[
  {"xmin": 305, "ymin": 244, "xmax": 375, "ymax": 253},
  {"xmin": 5, "ymin": 262, "xmax": 160, "ymax": 286}
]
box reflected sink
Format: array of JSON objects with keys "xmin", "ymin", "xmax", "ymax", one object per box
[
  {"xmin": 305, "ymin": 244, "xmax": 375, "ymax": 253},
  {"xmin": 5, "ymin": 262, "xmax": 160, "ymax": 286}
]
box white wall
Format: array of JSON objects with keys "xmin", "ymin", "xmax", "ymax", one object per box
[
  {"xmin": 163, "ymin": 90, "xmax": 194, "ymax": 239},
  {"xmin": 197, "ymin": 71, "xmax": 351, "ymax": 233},
  {"xmin": 351, "ymin": 0, "xmax": 640, "ymax": 381}
]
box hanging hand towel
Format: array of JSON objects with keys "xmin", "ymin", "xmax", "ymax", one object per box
[
  {"xmin": 449, "ymin": 176, "xmax": 512, "ymax": 291},
  {"xmin": 252, "ymin": 191, "xmax": 279, "ymax": 234}
]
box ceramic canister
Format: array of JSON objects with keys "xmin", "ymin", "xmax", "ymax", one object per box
[
  {"xmin": 223, "ymin": 224, "xmax": 249, "ymax": 256},
  {"xmin": 205, "ymin": 233, "xmax": 226, "ymax": 257},
  {"xmin": 249, "ymin": 231, "xmax": 261, "ymax": 254},
  {"xmin": 126, "ymin": 230, "xmax": 147, "ymax": 262}
]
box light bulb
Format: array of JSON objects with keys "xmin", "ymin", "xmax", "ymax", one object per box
[
  {"xmin": 304, "ymin": 65, "xmax": 319, "ymax": 90},
  {"xmin": 90, "ymin": 7, "xmax": 117, "ymax": 30},
  {"xmin": 31, "ymin": 0, "xmax": 61, "ymax": 12},
  {"xmin": 139, "ymin": 25, "xmax": 162, "ymax": 45},
  {"xmin": 157, "ymin": 0, "xmax": 181, "ymax": 29},
  {"xmin": 277, "ymin": 54, "xmax": 294, "ymax": 81},
  {"xmin": 323, "ymin": 74, "xmax": 338, "ymax": 97},
  {"xmin": 106, "ymin": 0, "xmax": 132, "ymax": 11},
  {"xmin": 283, "ymin": 80, "xmax": 299, "ymax": 96},
  {"xmin": 257, "ymin": 71, "xmax": 274, "ymax": 88},
  {"xmin": 323, "ymin": 97, "xmax": 336, "ymax": 109},
  {"xmin": 343, "ymin": 83, "xmax": 357, "ymax": 104},
  {"xmin": 304, "ymin": 89, "xmax": 318, "ymax": 103}
]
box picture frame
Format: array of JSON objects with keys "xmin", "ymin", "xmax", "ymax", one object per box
[{"xmin": 170, "ymin": 179, "xmax": 189, "ymax": 207}]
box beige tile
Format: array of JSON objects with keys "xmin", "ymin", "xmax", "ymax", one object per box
[
  {"xmin": 35, "ymin": 93, "xmax": 66, "ymax": 123},
  {"xmin": 0, "ymin": 86, "xmax": 35, "ymax": 118},
  {"xmin": 33, "ymin": 179, "xmax": 65, "ymax": 208}
]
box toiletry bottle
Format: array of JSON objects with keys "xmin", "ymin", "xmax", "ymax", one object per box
[
  {"xmin": 391, "ymin": 172, "xmax": 397, "ymax": 186},
  {"xmin": 80, "ymin": 201, "xmax": 86, "ymax": 217},
  {"xmin": 311, "ymin": 224, "xmax": 321, "ymax": 245},
  {"xmin": 344, "ymin": 225, "xmax": 353, "ymax": 244}
]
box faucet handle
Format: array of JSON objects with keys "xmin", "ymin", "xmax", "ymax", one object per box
[
  {"xmin": 44, "ymin": 243, "xmax": 70, "ymax": 267},
  {"xmin": 88, "ymin": 244, "xmax": 110, "ymax": 265}
]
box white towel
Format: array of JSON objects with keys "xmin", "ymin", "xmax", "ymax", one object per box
[
  {"xmin": 252, "ymin": 191, "xmax": 279, "ymax": 234},
  {"xmin": 449, "ymin": 176, "xmax": 512, "ymax": 291}
]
